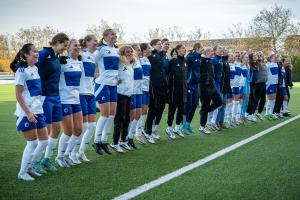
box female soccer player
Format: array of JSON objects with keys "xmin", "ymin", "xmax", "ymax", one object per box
[
  {"xmin": 240, "ymin": 52, "xmax": 250, "ymax": 122},
  {"xmin": 76, "ymin": 35, "xmax": 98, "ymax": 162},
  {"xmin": 11, "ymin": 44, "xmax": 49, "ymax": 181},
  {"xmin": 93, "ymin": 29, "xmax": 119, "ymax": 155},
  {"xmin": 135, "ymin": 43, "xmax": 152, "ymax": 144},
  {"xmin": 165, "ymin": 44, "xmax": 187, "ymax": 139},
  {"xmin": 55, "ymin": 39, "xmax": 83, "ymax": 167},
  {"xmin": 111, "ymin": 45, "xmax": 134, "ymax": 153},
  {"xmin": 38, "ymin": 33, "xmax": 69, "ymax": 172}
]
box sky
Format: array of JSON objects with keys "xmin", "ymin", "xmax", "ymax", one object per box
[{"xmin": 0, "ymin": 0, "xmax": 299, "ymax": 41}]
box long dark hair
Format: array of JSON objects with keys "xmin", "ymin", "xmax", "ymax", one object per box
[
  {"xmin": 10, "ymin": 43, "xmax": 34, "ymax": 72},
  {"xmin": 170, "ymin": 44, "xmax": 184, "ymax": 57}
]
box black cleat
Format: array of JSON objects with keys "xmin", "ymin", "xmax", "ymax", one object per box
[
  {"xmin": 100, "ymin": 142, "xmax": 112, "ymax": 155},
  {"xmin": 93, "ymin": 143, "xmax": 103, "ymax": 155},
  {"xmin": 128, "ymin": 139, "xmax": 137, "ymax": 149}
]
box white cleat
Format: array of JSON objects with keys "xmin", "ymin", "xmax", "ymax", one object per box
[
  {"xmin": 199, "ymin": 126, "xmax": 211, "ymax": 134},
  {"xmin": 77, "ymin": 152, "xmax": 90, "ymax": 162},
  {"xmin": 70, "ymin": 153, "xmax": 81, "ymax": 165},
  {"xmin": 166, "ymin": 127, "xmax": 176, "ymax": 140},
  {"xmin": 152, "ymin": 130, "xmax": 161, "ymax": 140},
  {"xmin": 173, "ymin": 129, "xmax": 185, "ymax": 138},
  {"xmin": 110, "ymin": 143, "xmax": 124, "ymax": 153},
  {"xmin": 18, "ymin": 173, "xmax": 35, "ymax": 181},
  {"xmin": 144, "ymin": 133, "xmax": 155, "ymax": 144},
  {"xmin": 120, "ymin": 142, "xmax": 132, "ymax": 151},
  {"xmin": 27, "ymin": 167, "xmax": 42, "ymax": 177},
  {"xmin": 55, "ymin": 157, "xmax": 68, "ymax": 168},
  {"xmin": 135, "ymin": 134, "xmax": 146, "ymax": 144}
]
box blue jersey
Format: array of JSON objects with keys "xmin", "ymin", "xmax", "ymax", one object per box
[
  {"xmin": 94, "ymin": 44, "xmax": 119, "ymax": 86},
  {"xmin": 36, "ymin": 47, "xmax": 61, "ymax": 96},
  {"xmin": 80, "ymin": 50, "xmax": 96, "ymax": 95},
  {"xmin": 59, "ymin": 57, "xmax": 82, "ymax": 104}
]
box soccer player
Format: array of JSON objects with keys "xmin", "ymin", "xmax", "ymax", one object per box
[
  {"xmin": 11, "ymin": 44, "xmax": 49, "ymax": 181},
  {"xmin": 165, "ymin": 44, "xmax": 187, "ymax": 139},
  {"xmin": 37, "ymin": 33, "xmax": 69, "ymax": 172},
  {"xmin": 55, "ymin": 39, "xmax": 83, "ymax": 167},
  {"xmin": 93, "ymin": 29, "xmax": 119, "ymax": 155}
]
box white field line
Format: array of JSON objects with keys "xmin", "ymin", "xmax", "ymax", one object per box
[{"xmin": 113, "ymin": 115, "xmax": 300, "ymax": 200}]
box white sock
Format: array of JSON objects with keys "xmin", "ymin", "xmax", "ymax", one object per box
[
  {"xmin": 283, "ymin": 100, "xmax": 288, "ymax": 112},
  {"xmin": 79, "ymin": 122, "xmax": 96, "ymax": 154},
  {"xmin": 72, "ymin": 122, "xmax": 88, "ymax": 155},
  {"xmin": 32, "ymin": 139, "xmax": 48, "ymax": 163},
  {"xmin": 232, "ymin": 100, "xmax": 239, "ymax": 120},
  {"xmin": 211, "ymin": 108, "xmax": 219, "ymax": 124},
  {"xmin": 236, "ymin": 103, "xmax": 241, "ymax": 120},
  {"xmin": 207, "ymin": 111, "xmax": 213, "ymax": 124},
  {"xmin": 101, "ymin": 115, "xmax": 114, "ymax": 144},
  {"xmin": 19, "ymin": 140, "xmax": 37, "ymax": 175},
  {"xmin": 44, "ymin": 137, "xmax": 57, "ymax": 159},
  {"xmin": 128, "ymin": 119, "xmax": 138, "ymax": 139},
  {"xmin": 64, "ymin": 135, "xmax": 79, "ymax": 156},
  {"xmin": 136, "ymin": 115, "xmax": 145, "ymax": 135},
  {"xmin": 174, "ymin": 124, "xmax": 180, "ymax": 131},
  {"xmin": 269, "ymin": 100, "xmax": 275, "ymax": 114},
  {"xmin": 94, "ymin": 116, "xmax": 108, "ymax": 143},
  {"xmin": 225, "ymin": 102, "xmax": 232, "ymax": 123},
  {"xmin": 57, "ymin": 133, "xmax": 70, "ymax": 158}
]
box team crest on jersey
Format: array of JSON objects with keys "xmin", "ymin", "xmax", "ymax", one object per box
[
  {"xmin": 64, "ymin": 108, "xmax": 69, "ymax": 113},
  {"xmin": 70, "ymin": 65, "xmax": 73, "ymax": 69},
  {"xmin": 104, "ymin": 50, "xmax": 111, "ymax": 54},
  {"xmin": 177, "ymin": 64, "xmax": 180, "ymax": 66},
  {"xmin": 47, "ymin": 55, "xmax": 51, "ymax": 59},
  {"xmin": 24, "ymin": 122, "xmax": 30, "ymax": 128},
  {"xmin": 101, "ymin": 96, "xmax": 105, "ymax": 100},
  {"xmin": 31, "ymin": 73, "xmax": 34, "ymax": 76}
]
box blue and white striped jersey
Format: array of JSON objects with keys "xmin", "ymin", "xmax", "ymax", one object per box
[{"xmin": 80, "ymin": 50, "xmax": 96, "ymax": 95}]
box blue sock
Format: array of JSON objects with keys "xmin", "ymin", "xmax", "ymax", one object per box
[{"xmin": 241, "ymin": 99, "xmax": 249, "ymax": 116}]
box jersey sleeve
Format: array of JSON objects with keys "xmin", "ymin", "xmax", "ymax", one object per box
[{"xmin": 15, "ymin": 68, "xmax": 26, "ymax": 86}]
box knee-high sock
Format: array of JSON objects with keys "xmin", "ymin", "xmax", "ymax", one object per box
[
  {"xmin": 57, "ymin": 133, "xmax": 70, "ymax": 158},
  {"xmin": 32, "ymin": 139, "xmax": 48, "ymax": 163},
  {"xmin": 211, "ymin": 108, "xmax": 219, "ymax": 124},
  {"xmin": 283, "ymin": 100, "xmax": 288, "ymax": 113},
  {"xmin": 79, "ymin": 122, "xmax": 96, "ymax": 154},
  {"xmin": 269, "ymin": 99, "xmax": 275, "ymax": 114},
  {"xmin": 128, "ymin": 119, "xmax": 138, "ymax": 139},
  {"xmin": 225, "ymin": 102, "xmax": 232, "ymax": 123},
  {"xmin": 64, "ymin": 135, "xmax": 79, "ymax": 156},
  {"xmin": 136, "ymin": 115, "xmax": 145, "ymax": 135},
  {"xmin": 101, "ymin": 115, "xmax": 114, "ymax": 144},
  {"xmin": 232, "ymin": 100, "xmax": 239, "ymax": 120},
  {"xmin": 207, "ymin": 111, "xmax": 213, "ymax": 124},
  {"xmin": 94, "ymin": 116, "xmax": 108, "ymax": 143},
  {"xmin": 19, "ymin": 140, "xmax": 37, "ymax": 175},
  {"xmin": 241, "ymin": 99, "xmax": 249, "ymax": 117},
  {"xmin": 72, "ymin": 122, "xmax": 88, "ymax": 155},
  {"xmin": 44, "ymin": 137, "xmax": 58, "ymax": 159},
  {"xmin": 236, "ymin": 103, "xmax": 241, "ymax": 120}
]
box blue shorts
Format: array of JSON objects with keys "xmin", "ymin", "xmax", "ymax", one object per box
[
  {"xmin": 16, "ymin": 114, "xmax": 46, "ymax": 131},
  {"xmin": 94, "ymin": 84, "xmax": 117, "ymax": 104},
  {"xmin": 227, "ymin": 90, "xmax": 233, "ymax": 99},
  {"xmin": 142, "ymin": 91, "xmax": 150, "ymax": 105},
  {"xmin": 62, "ymin": 104, "xmax": 82, "ymax": 117},
  {"xmin": 266, "ymin": 84, "xmax": 277, "ymax": 95},
  {"xmin": 80, "ymin": 95, "xmax": 96, "ymax": 116},
  {"xmin": 282, "ymin": 87, "xmax": 288, "ymax": 96},
  {"xmin": 43, "ymin": 96, "xmax": 63, "ymax": 124},
  {"xmin": 232, "ymin": 87, "xmax": 240, "ymax": 95},
  {"xmin": 131, "ymin": 94, "xmax": 143, "ymax": 109}
]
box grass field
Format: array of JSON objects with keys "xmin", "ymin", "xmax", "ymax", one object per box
[{"xmin": 0, "ymin": 84, "xmax": 300, "ymax": 200}]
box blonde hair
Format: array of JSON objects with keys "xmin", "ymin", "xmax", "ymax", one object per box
[
  {"xmin": 119, "ymin": 45, "xmax": 136, "ymax": 65},
  {"xmin": 202, "ymin": 47, "xmax": 213, "ymax": 56}
]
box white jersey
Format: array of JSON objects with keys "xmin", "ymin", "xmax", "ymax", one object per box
[
  {"xmin": 230, "ymin": 61, "xmax": 242, "ymax": 88},
  {"xmin": 59, "ymin": 57, "xmax": 82, "ymax": 104},
  {"xmin": 94, "ymin": 44, "xmax": 119, "ymax": 86},
  {"xmin": 117, "ymin": 63, "xmax": 134, "ymax": 97},
  {"xmin": 80, "ymin": 50, "xmax": 96, "ymax": 95},
  {"xmin": 133, "ymin": 60, "xmax": 143, "ymax": 95},
  {"xmin": 140, "ymin": 57, "xmax": 151, "ymax": 92},
  {"xmin": 240, "ymin": 64, "xmax": 249, "ymax": 87},
  {"xmin": 14, "ymin": 65, "xmax": 43, "ymax": 117},
  {"xmin": 266, "ymin": 62, "xmax": 279, "ymax": 85}
]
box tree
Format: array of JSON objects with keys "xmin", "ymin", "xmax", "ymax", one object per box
[
  {"xmin": 187, "ymin": 26, "xmax": 203, "ymax": 41},
  {"xmin": 0, "ymin": 34, "xmax": 10, "ymax": 59},
  {"xmin": 146, "ymin": 27, "xmax": 166, "ymax": 40},
  {"xmin": 85, "ymin": 19, "xmax": 126, "ymax": 43},
  {"xmin": 250, "ymin": 4, "xmax": 299, "ymax": 53}
]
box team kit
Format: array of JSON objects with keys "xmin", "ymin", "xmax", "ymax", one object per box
[{"xmin": 10, "ymin": 30, "xmax": 293, "ymax": 181}]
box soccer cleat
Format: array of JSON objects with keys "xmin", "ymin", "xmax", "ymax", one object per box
[
  {"xmin": 55, "ymin": 157, "xmax": 68, "ymax": 168},
  {"xmin": 135, "ymin": 134, "xmax": 146, "ymax": 144},
  {"xmin": 212, "ymin": 124, "xmax": 220, "ymax": 131},
  {"xmin": 77, "ymin": 152, "xmax": 90, "ymax": 162},
  {"xmin": 282, "ymin": 112, "xmax": 291, "ymax": 117},
  {"xmin": 28, "ymin": 167, "xmax": 42, "ymax": 177},
  {"xmin": 144, "ymin": 133, "xmax": 155, "ymax": 144},
  {"xmin": 152, "ymin": 131, "xmax": 161, "ymax": 140},
  {"xmin": 70, "ymin": 153, "xmax": 81, "ymax": 165},
  {"xmin": 18, "ymin": 173, "xmax": 35, "ymax": 181},
  {"xmin": 128, "ymin": 139, "xmax": 137, "ymax": 149},
  {"xmin": 110, "ymin": 143, "xmax": 124, "ymax": 153},
  {"xmin": 92, "ymin": 143, "xmax": 103, "ymax": 155},
  {"xmin": 271, "ymin": 114, "xmax": 278, "ymax": 120},
  {"xmin": 173, "ymin": 128, "xmax": 185, "ymax": 138},
  {"xmin": 166, "ymin": 127, "xmax": 176, "ymax": 140},
  {"xmin": 100, "ymin": 142, "xmax": 112, "ymax": 155},
  {"xmin": 64, "ymin": 155, "xmax": 75, "ymax": 166},
  {"xmin": 120, "ymin": 141, "xmax": 132, "ymax": 151},
  {"xmin": 41, "ymin": 157, "xmax": 57, "ymax": 172},
  {"xmin": 255, "ymin": 113, "xmax": 263, "ymax": 120},
  {"xmin": 32, "ymin": 161, "xmax": 47, "ymax": 174},
  {"xmin": 199, "ymin": 126, "xmax": 211, "ymax": 134}
]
